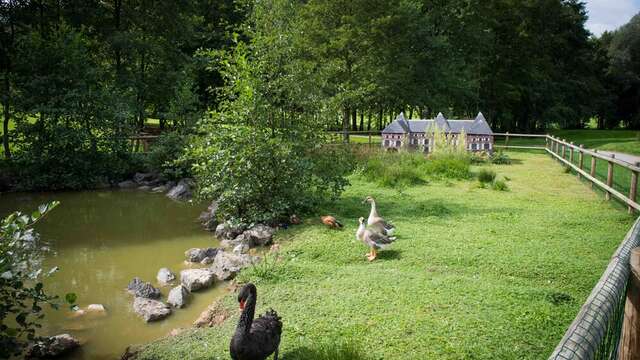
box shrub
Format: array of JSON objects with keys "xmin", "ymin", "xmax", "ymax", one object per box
[
  {"xmin": 477, "ymin": 168, "xmax": 497, "ymax": 183},
  {"xmin": 490, "ymin": 150, "xmax": 512, "ymax": 165},
  {"xmin": 492, "ymin": 179, "xmax": 509, "ymax": 191},
  {"xmin": 470, "ymin": 151, "xmax": 490, "ymax": 164},
  {"xmin": 187, "ymin": 42, "xmax": 353, "ymax": 224},
  {"xmin": 0, "ymin": 202, "xmax": 76, "ymax": 358},
  {"xmin": 146, "ymin": 132, "xmax": 192, "ymax": 180},
  {"xmin": 8, "ymin": 124, "xmax": 135, "ymax": 191},
  {"xmin": 360, "ymin": 150, "xmax": 471, "ymax": 188},
  {"xmin": 360, "ymin": 151, "xmax": 427, "ymax": 188},
  {"xmin": 425, "ymin": 152, "xmax": 472, "ymax": 180}
]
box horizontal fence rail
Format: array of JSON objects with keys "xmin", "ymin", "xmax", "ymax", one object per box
[{"xmin": 550, "ymin": 217, "xmax": 640, "ymax": 360}]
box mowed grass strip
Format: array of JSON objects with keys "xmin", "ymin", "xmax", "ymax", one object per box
[{"xmin": 127, "ymin": 152, "xmax": 637, "ymax": 359}]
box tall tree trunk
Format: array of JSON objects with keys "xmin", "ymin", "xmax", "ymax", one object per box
[
  {"xmin": 378, "ymin": 108, "xmax": 383, "ymax": 130},
  {"xmin": 2, "ymin": 75, "xmax": 10, "ymax": 159},
  {"xmin": 137, "ymin": 51, "xmax": 146, "ymax": 130},
  {"xmin": 342, "ymin": 107, "xmax": 350, "ymax": 143},
  {"xmin": 114, "ymin": 0, "xmax": 122, "ymax": 78},
  {"xmin": 367, "ymin": 111, "xmax": 371, "ymax": 131},
  {"xmin": 351, "ymin": 109, "xmax": 357, "ymax": 131},
  {"xmin": 359, "ymin": 111, "xmax": 364, "ymax": 131},
  {"xmin": 38, "ymin": 0, "xmax": 45, "ymax": 37}
]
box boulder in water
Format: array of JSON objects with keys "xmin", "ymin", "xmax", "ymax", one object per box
[
  {"xmin": 167, "ymin": 285, "xmax": 190, "ymax": 308},
  {"xmin": 133, "ymin": 297, "xmax": 171, "ymax": 322},
  {"xmin": 156, "ymin": 268, "xmax": 176, "ymax": 285},
  {"xmin": 209, "ymin": 251, "xmax": 256, "ymax": 281},
  {"xmin": 118, "ymin": 180, "xmax": 137, "ymax": 189},
  {"xmin": 180, "ymin": 269, "xmax": 215, "ymax": 291},
  {"xmin": 166, "ymin": 179, "xmax": 193, "ymax": 201},
  {"xmin": 127, "ymin": 277, "xmax": 161, "ymax": 299},
  {"xmin": 26, "ymin": 333, "xmax": 80, "ymax": 358},
  {"xmin": 184, "ymin": 247, "xmax": 220, "ymax": 263},
  {"xmin": 86, "ymin": 304, "xmax": 106, "ymax": 313}
]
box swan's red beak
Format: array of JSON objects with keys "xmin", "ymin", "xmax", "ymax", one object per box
[{"xmin": 239, "ymin": 299, "xmax": 245, "ymax": 310}]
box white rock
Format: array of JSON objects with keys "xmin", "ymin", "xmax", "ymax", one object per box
[
  {"xmin": 180, "ymin": 269, "xmax": 216, "ymax": 291},
  {"xmin": 167, "ymin": 285, "xmax": 190, "ymax": 308},
  {"xmin": 133, "ymin": 297, "xmax": 171, "ymax": 322},
  {"xmin": 86, "ymin": 304, "xmax": 106, "ymax": 312},
  {"xmin": 157, "ymin": 268, "xmax": 176, "ymax": 284}
]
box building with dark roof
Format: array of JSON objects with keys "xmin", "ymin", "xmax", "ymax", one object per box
[{"xmin": 381, "ymin": 112, "xmax": 494, "ymax": 153}]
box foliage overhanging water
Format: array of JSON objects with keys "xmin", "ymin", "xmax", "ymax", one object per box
[{"xmin": 0, "ymin": 190, "xmax": 226, "ymax": 360}]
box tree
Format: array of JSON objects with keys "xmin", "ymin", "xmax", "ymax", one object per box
[
  {"xmin": 188, "ymin": 22, "xmax": 352, "ymax": 223},
  {"xmin": 600, "ymin": 14, "xmax": 640, "ymax": 129},
  {"xmin": 0, "ymin": 202, "xmax": 76, "ymax": 358}
]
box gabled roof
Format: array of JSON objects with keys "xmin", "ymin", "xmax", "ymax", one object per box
[
  {"xmin": 381, "ymin": 112, "xmax": 493, "ymax": 135},
  {"xmin": 434, "ymin": 112, "xmax": 450, "ymax": 132},
  {"xmin": 469, "ymin": 112, "xmax": 492, "ymax": 134}
]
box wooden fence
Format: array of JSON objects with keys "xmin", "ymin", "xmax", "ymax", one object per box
[
  {"xmin": 546, "ymin": 135, "xmax": 639, "ymax": 214},
  {"xmin": 491, "ymin": 132, "xmax": 639, "ymax": 214}
]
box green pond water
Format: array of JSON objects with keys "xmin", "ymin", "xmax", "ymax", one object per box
[{"xmin": 0, "ymin": 190, "xmax": 227, "ymax": 359}]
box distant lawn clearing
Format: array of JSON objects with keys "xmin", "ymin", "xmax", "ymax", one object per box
[{"xmin": 136, "ymin": 151, "xmax": 634, "ymax": 359}]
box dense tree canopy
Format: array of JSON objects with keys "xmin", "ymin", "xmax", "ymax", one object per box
[{"xmin": 0, "ymin": 0, "xmax": 639, "ymax": 191}]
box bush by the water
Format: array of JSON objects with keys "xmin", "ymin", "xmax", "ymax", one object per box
[
  {"xmin": 187, "ymin": 43, "xmax": 352, "ymax": 224},
  {"xmin": 0, "ymin": 202, "xmax": 76, "ymax": 358},
  {"xmin": 360, "ymin": 151, "xmax": 471, "ymax": 188},
  {"xmin": 146, "ymin": 132, "xmax": 192, "ymax": 181}
]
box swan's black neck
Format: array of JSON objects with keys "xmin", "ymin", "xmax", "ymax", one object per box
[{"xmin": 236, "ymin": 292, "xmax": 256, "ymax": 335}]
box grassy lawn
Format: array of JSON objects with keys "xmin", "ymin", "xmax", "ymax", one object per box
[
  {"xmin": 494, "ymin": 130, "xmax": 640, "ymax": 156},
  {"xmin": 136, "ymin": 151, "xmax": 634, "ymax": 360}
]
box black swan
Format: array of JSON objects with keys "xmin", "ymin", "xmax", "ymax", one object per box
[{"xmin": 230, "ymin": 283, "xmax": 282, "ymax": 360}]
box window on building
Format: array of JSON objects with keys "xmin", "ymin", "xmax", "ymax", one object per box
[{"xmin": 484, "ymin": 143, "xmax": 490, "ymax": 150}]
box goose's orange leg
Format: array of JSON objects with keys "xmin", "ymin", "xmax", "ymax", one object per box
[{"xmin": 367, "ymin": 247, "xmax": 377, "ymax": 261}]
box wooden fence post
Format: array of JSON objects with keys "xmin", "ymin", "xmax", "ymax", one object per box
[
  {"xmin": 619, "ymin": 247, "xmax": 640, "ymax": 360},
  {"xmin": 505, "ymin": 132, "xmax": 510, "ymax": 149},
  {"xmin": 590, "ymin": 150, "xmax": 597, "ymax": 189},
  {"xmin": 569, "ymin": 142, "xmax": 574, "ymax": 163},
  {"xmin": 578, "ymin": 145, "xmax": 584, "ymax": 180},
  {"xmin": 630, "ymin": 163, "xmax": 639, "ymax": 214},
  {"xmin": 606, "ymin": 154, "xmax": 615, "ymax": 201},
  {"xmin": 368, "ymin": 132, "xmax": 372, "ymax": 148},
  {"xmin": 561, "ymin": 140, "xmax": 566, "ymax": 159}
]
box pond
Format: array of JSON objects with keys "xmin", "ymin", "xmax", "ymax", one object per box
[{"xmin": 0, "ymin": 190, "xmax": 226, "ymax": 359}]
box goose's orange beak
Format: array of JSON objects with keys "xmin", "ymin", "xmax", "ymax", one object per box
[{"xmin": 239, "ymin": 299, "xmax": 245, "ymax": 310}]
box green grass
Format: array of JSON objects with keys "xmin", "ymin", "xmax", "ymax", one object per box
[
  {"xmin": 136, "ymin": 151, "xmax": 634, "ymax": 360},
  {"xmin": 495, "ymin": 130, "xmax": 640, "ymax": 156},
  {"xmin": 359, "ymin": 151, "xmax": 471, "ymax": 188}
]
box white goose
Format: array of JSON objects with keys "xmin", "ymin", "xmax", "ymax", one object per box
[
  {"xmin": 363, "ymin": 196, "xmax": 395, "ymax": 235},
  {"xmin": 356, "ymin": 217, "xmax": 396, "ymax": 261}
]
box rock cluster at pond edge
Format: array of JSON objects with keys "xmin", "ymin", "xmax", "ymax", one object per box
[
  {"xmin": 117, "ymin": 172, "xmax": 193, "ymax": 201},
  {"xmin": 216, "ymin": 222, "xmax": 275, "ymax": 253}
]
